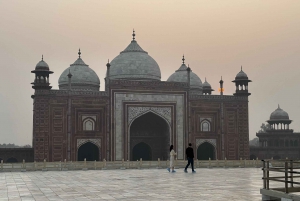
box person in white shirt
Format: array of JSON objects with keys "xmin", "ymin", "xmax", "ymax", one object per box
[{"xmin": 167, "ymin": 145, "xmax": 177, "ymax": 173}]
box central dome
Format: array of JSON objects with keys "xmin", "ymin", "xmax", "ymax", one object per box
[{"xmin": 108, "ymin": 33, "xmax": 161, "ymax": 80}]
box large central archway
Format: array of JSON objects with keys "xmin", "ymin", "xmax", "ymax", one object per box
[
  {"xmin": 77, "ymin": 142, "xmax": 99, "ymax": 161},
  {"xmin": 197, "ymin": 142, "xmax": 215, "ymax": 160},
  {"xmin": 130, "ymin": 112, "xmax": 170, "ymax": 161}
]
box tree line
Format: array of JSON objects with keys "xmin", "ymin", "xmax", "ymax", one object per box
[{"xmin": 0, "ymin": 143, "xmax": 31, "ymax": 148}]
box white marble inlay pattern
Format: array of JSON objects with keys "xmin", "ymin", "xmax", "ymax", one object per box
[
  {"xmin": 196, "ymin": 139, "xmax": 216, "ymax": 148},
  {"xmin": 82, "ymin": 115, "xmax": 96, "ymax": 121},
  {"xmin": 114, "ymin": 93, "xmax": 185, "ymax": 160},
  {"xmin": 77, "ymin": 139, "xmax": 101, "ymax": 149},
  {"xmin": 128, "ymin": 107, "xmax": 171, "ymax": 124}
]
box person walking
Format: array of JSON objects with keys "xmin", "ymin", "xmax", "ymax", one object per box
[
  {"xmin": 167, "ymin": 145, "xmax": 177, "ymax": 173},
  {"xmin": 184, "ymin": 143, "xmax": 196, "ymax": 173}
]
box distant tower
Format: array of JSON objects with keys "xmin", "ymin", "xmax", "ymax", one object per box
[
  {"xmin": 267, "ymin": 105, "xmax": 292, "ymax": 130},
  {"xmin": 31, "ymin": 55, "xmax": 53, "ymax": 90},
  {"xmin": 232, "ymin": 66, "xmax": 251, "ymax": 96},
  {"xmin": 203, "ymin": 78, "xmax": 214, "ymax": 95},
  {"xmin": 219, "ymin": 76, "xmax": 224, "ymax": 95}
]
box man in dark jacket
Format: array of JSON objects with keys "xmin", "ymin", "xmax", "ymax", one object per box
[{"xmin": 184, "ymin": 143, "xmax": 196, "ymax": 173}]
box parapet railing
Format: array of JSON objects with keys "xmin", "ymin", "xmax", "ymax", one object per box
[
  {"xmin": 0, "ymin": 158, "xmax": 263, "ymax": 172},
  {"xmin": 262, "ymin": 159, "xmax": 300, "ymax": 194}
]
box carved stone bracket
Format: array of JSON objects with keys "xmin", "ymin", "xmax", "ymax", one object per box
[
  {"xmin": 196, "ymin": 139, "xmax": 216, "ymax": 148},
  {"xmin": 128, "ymin": 106, "xmax": 171, "ymax": 125},
  {"xmin": 77, "ymin": 139, "xmax": 101, "ymax": 149}
]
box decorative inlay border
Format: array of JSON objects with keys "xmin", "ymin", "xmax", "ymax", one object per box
[
  {"xmin": 77, "ymin": 139, "xmax": 101, "ymax": 149},
  {"xmin": 196, "ymin": 139, "xmax": 216, "ymax": 148},
  {"xmin": 190, "ymin": 95, "xmax": 248, "ymax": 101},
  {"xmin": 35, "ymin": 90, "xmax": 108, "ymax": 96},
  {"xmin": 128, "ymin": 107, "xmax": 171, "ymax": 124},
  {"xmin": 114, "ymin": 92, "xmax": 185, "ymax": 160}
]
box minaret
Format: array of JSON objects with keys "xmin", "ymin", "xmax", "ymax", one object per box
[
  {"xmin": 232, "ymin": 66, "xmax": 252, "ymax": 96},
  {"xmin": 67, "ymin": 69, "xmax": 72, "ymax": 91},
  {"xmin": 31, "ymin": 55, "xmax": 53, "ymax": 90},
  {"xmin": 219, "ymin": 76, "xmax": 224, "ymax": 95},
  {"xmin": 203, "ymin": 77, "xmax": 214, "ymax": 95},
  {"xmin": 105, "ymin": 59, "xmax": 111, "ymax": 91}
]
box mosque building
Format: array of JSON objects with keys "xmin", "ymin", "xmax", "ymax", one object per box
[
  {"xmin": 250, "ymin": 106, "xmax": 300, "ymax": 160},
  {"xmin": 30, "ymin": 31, "xmax": 251, "ymax": 162}
]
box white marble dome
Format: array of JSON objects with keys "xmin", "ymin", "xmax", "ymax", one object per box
[
  {"xmin": 167, "ymin": 63, "xmax": 203, "ymax": 94},
  {"xmin": 58, "ymin": 56, "xmax": 100, "ymax": 91},
  {"xmin": 108, "ymin": 38, "xmax": 161, "ymax": 80},
  {"xmin": 270, "ymin": 105, "xmax": 289, "ymax": 120}
]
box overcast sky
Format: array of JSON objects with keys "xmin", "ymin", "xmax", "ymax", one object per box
[{"xmin": 0, "ymin": 1, "xmax": 299, "ymax": 145}]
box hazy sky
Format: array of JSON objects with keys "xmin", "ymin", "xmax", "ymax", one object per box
[{"xmin": 0, "ymin": 1, "xmax": 299, "ymax": 145}]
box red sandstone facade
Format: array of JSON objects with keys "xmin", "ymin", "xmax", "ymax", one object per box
[{"xmin": 30, "ymin": 35, "xmax": 251, "ymax": 162}]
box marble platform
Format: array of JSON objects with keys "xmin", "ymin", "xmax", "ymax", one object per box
[{"xmin": 0, "ymin": 168, "xmax": 265, "ymax": 200}]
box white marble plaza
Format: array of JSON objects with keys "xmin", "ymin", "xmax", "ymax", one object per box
[{"xmin": 0, "ymin": 168, "xmax": 264, "ymax": 201}]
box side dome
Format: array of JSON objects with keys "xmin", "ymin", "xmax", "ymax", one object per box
[
  {"xmin": 270, "ymin": 105, "xmax": 289, "ymax": 120},
  {"xmin": 203, "ymin": 78, "xmax": 212, "ymax": 88},
  {"xmin": 35, "ymin": 56, "xmax": 49, "ymax": 71},
  {"xmin": 58, "ymin": 51, "xmax": 100, "ymax": 91},
  {"xmin": 108, "ymin": 31, "xmax": 161, "ymax": 80},
  {"xmin": 235, "ymin": 66, "xmax": 248, "ymax": 80},
  {"xmin": 167, "ymin": 57, "xmax": 203, "ymax": 94}
]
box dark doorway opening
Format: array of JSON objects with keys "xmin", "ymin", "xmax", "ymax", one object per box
[
  {"xmin": 250, "ymin": 154, "xmax": 257, "ymax": 160},
  {"xmin": 197, "ymin": 142, "xmax": 215, "ymax": 160},
  {"xmin": 130, "ymin": 112, "xmax": 170, "ymax": 161},
  {"xmin": 6, "ymin": 157, "xmax": 18, "ymax": 163},
  {"xmin": 273, "ymin": 155, "xmax": 280, "ymax": 160},
  {"xmin": 77, "ymin": 142, "xmax": 99, "ymax": 161},
  {"xmin": 132, "ymin": 142, "xmax": 152, "ymax": 161}
]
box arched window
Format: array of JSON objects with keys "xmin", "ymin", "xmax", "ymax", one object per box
[
  {"xmin": 83, "ymin": 118, "xmax": 95, "ymax": 131},
  {"xmin": 275, "ymin": 140, "xmax": 279, "ymax": 147},
  {"xmin": 201, "ymin": 120, "xmax": 211, "ymax": 132},
  {"xmin": 269, "ymin": 140, "xmax": 273, "ymax": 147},
  {"xmin": 285, "ymin": 140, "xmax": 289, "ymax": 147},
  {"xmin": 294, "ymin": 140, "xmax": 298, "ymax": 147}
]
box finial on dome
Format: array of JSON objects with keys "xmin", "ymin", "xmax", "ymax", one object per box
[
  {"xmin": 278, "ymin": 104, "xmax": 280, "ymax": 109},
  {"xmin": 187, "ymin": 64, "xmax": 191, "ymax": 71},
  {"xmin": 205, "ymin": 77, "xmax": 207, "ymax": 82},
  {"xmin": 78, "ymin": 48, "xmax": 81, "ymax": 58},
  {"xmin": 241, "ymin": 65, "xmax": 243, "ymax": 71},
  {"xmin": 132, "ymin": 29, "xmax": 135, "ymax": 40},
  {"xmin": 42, "ymin": 55, "xmax": 43, "ymax": 61},
  {"xmin": 67, "ymin": 68, "xmax": 72, "ymax": 78},
  {"xmin": 106, "ymin": 59, "xmax": 111, "ymax": 68},
  {"xmin": 182, "ymin": 55, "xmax": 185, "ymax": 64}
]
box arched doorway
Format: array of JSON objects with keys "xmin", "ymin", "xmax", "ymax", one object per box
[
  {"xmin": 77, "ymin": 142, "xmax": 99, "ymax": 161},
  {"xmin": 132, "ymin": 142, "xmax": 152, "ymax": 161},
  {"xmin": 6, "ymin": 157, "xmax": 18, "ymax": 163},
  {"xmin": 197, "ymin": 142, "xmax": 215, "ymax": 160},
  {"xmin": 130, "ymin": 112, "xmax": 170, "ymax": 161}
]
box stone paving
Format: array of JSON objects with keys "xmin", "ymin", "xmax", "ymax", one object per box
[{"xmin": 0, "ymin": 168, "xmax": 265, "ymax": 201}]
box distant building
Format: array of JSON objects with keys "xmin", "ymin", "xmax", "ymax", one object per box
[
  {"xmin": 0, "ymin": 148, "xmax": 33, "ymax": 163},
  {"xmin": 250, "ymin": 105, "xmax": 300, "ymax": 160},
  {"xmin": 29, "ymin": 32, "xmax": 251, "ymax": 162}
]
